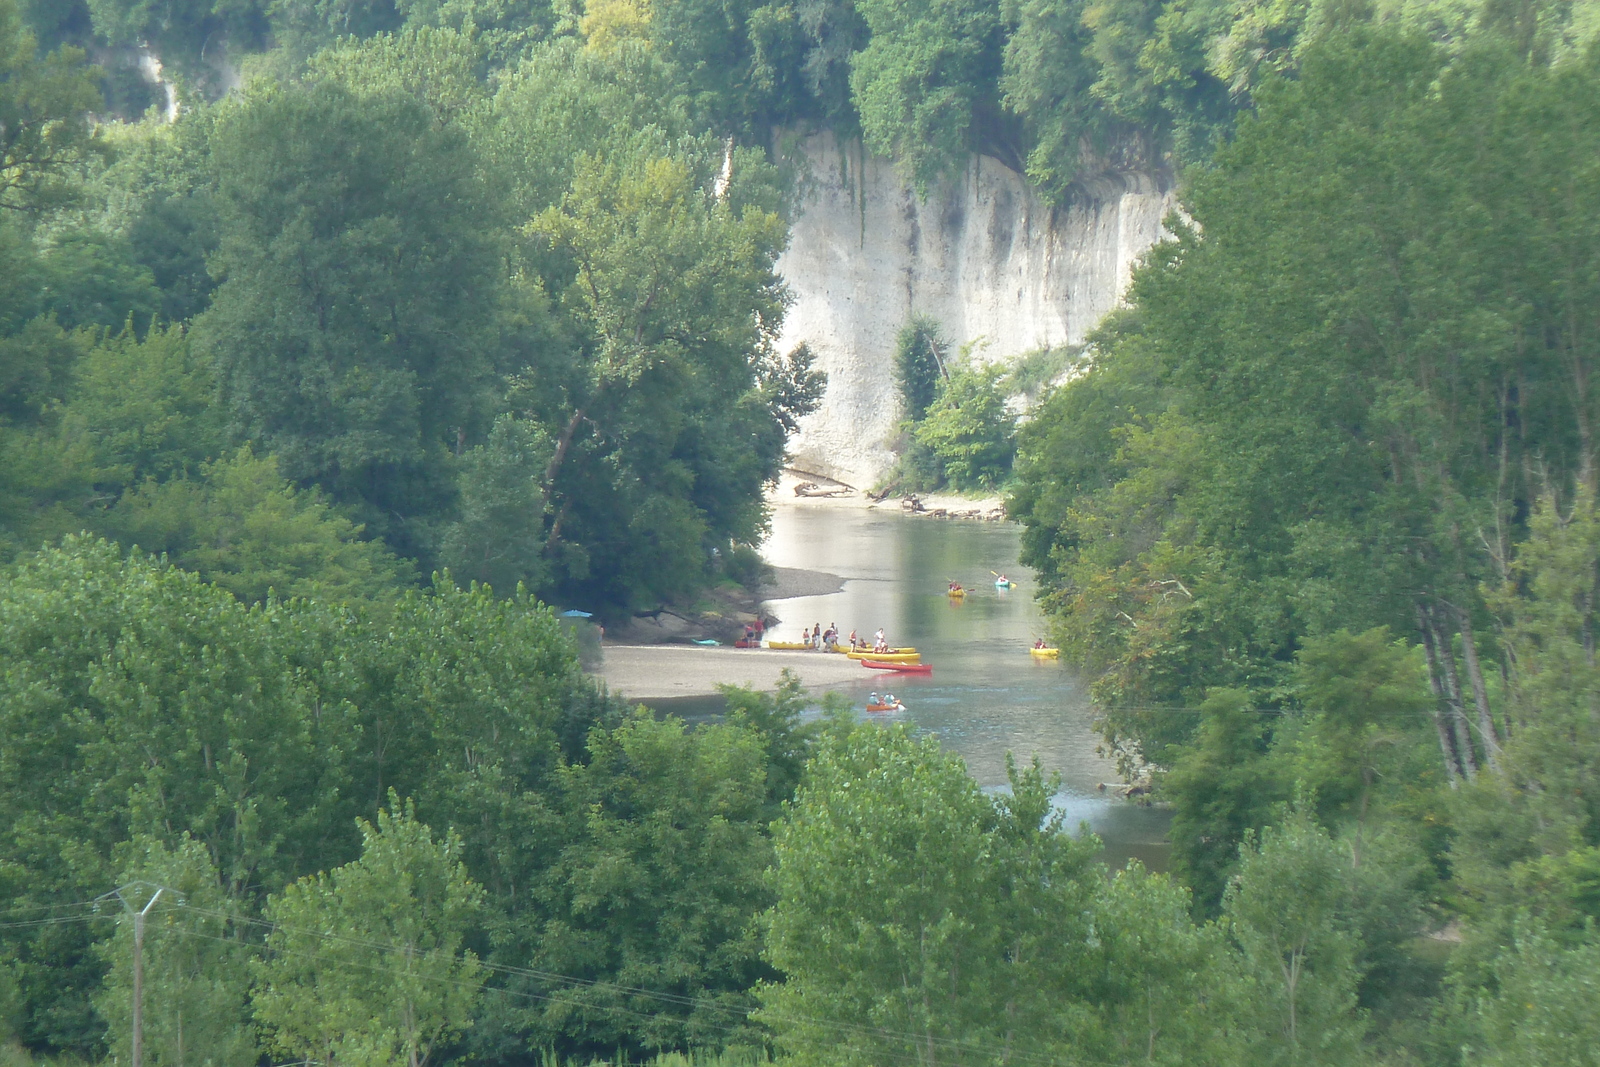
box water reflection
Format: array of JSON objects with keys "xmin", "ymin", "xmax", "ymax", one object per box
[{"xmin": 650, "ymin": 504, "xmax": 1171, "ymax": 868}]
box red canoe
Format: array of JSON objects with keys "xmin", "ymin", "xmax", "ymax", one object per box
[{"xmin": 861, "ymin": 659, "xmax": 932, "ymax": 673}]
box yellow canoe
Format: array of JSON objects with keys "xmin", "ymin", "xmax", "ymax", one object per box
[
  {"xmin": 845, "ymin": 647, "xmax": 916, "ymax": 658},
  {"xmin": 767, "ymin": 640, "xmax": 817, "ymax": 650},
  {"xmin": 947, "ymin": 589, "xmax": 966, "ymax": 598},
  {"xmin": 1030, "ymin": 647, "xmax": 1061, "ymax": 658},
  {"xmin": 848, "ymin": 651, "xmax": 921, "ymax": 664}
]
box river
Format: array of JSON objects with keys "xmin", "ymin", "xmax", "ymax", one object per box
[{"xmin": 654, "ymin": 501, "xmax": 1171, "ymax": 870}]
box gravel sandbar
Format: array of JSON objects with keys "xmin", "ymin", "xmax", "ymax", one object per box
[
  {"xmin": 595, "ymin": 644, "xmax": 867, "ymax": 701},
  {"xmin": 762, "ymin": 565, "xmax": 847, "ymax": 600}
]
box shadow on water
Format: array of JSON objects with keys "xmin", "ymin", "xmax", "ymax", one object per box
[{"xmin": 636, "ymin": 505, "xmax": 1172, "ymax": 871}]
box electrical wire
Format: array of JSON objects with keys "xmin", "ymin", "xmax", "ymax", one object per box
[{"xmin": 158, "ymin": 905, "xmax": 1127, "ymax": 1067}]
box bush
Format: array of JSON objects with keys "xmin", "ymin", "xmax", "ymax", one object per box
[
  {"xmin": 912, "ymin": 362, "xmax": 1016, "ymax": 491},
  {"xmin": 722, "ymin": 541, "xmax": 772, "ymax": 589}
]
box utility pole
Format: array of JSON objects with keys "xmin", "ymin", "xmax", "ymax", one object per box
[{"xmin": 106, "ymin": 882, "xmax": 172, "ymax": 1067}]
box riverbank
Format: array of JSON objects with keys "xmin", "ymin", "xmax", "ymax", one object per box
[
  {"xmin": 774, "ymin": 469, "xmax": 1004, "ymax": 518},
  {"xmin": 595, "ymin": 644, "xmax": 866, "ymax": 701},
  {"xmin": 764, "ymin": 564, "xmax": 847, "ymax": 599}
]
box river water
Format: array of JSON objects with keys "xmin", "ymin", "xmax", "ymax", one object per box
[{"xmin": 656, "ymin": 503, "xmax": 1171, "ymax": 869}]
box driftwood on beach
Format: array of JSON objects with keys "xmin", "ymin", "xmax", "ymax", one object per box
[{"xmin": 794, "ymin": 481, "xmax": 854, "ymax": 498}]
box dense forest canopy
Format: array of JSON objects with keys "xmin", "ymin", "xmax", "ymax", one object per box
[
  {"xmin": 999, "ymin": 16, "xmax": 1600, "ymax": 1066},
  {"xmin": 3, "ymin": 0, "xmax": 1600, "ymax": 1063},
  {"xmin": 0, "ymin": 0, "xmax": 830, "ymax": 617}
]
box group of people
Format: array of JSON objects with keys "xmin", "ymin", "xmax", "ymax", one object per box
[
  {"xmin": 799, "ymin": 622, "xmax": 839, "ymax": 649},
  {"xmin": 795, "ymin": 624, "xmax": 892, "ymax": 654},
  {"xmin": 868, "ymin": 691, "xmax": 903, "ymax": 709}
]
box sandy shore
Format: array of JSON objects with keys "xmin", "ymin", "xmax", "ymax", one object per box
[
  {"xmin": 762, "ymin": 564, "xmax": 847, "ymax": 599},
  {"xmin": 773, "ymin": 469, "xmax": 1004, "ymax": 516},
  {"xmin": 595, "ymin": 644, "xmax": 868, "ymax": 701}
]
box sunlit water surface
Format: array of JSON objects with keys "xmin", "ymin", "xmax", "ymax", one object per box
[{"xmin": 647, "ymin": 504, "xmax": 1170, "ymax": 870}]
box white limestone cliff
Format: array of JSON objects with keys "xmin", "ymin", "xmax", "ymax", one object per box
[{"xmin": 773, "ymin": 130, "xmax": 1177, "ymax": 488}]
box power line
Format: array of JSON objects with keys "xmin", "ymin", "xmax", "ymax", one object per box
[
  {"xmin": 162, "ymin": 904, "xmax": 1126, "ymax": 1067},
  {"xmin": 15, "ymin": 895, "xmax": 1173, "ymax": 1067}
]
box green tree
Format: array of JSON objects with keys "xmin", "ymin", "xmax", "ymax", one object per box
[
  {"xmin": 1095, "ymin": 863, "xmax": 1237, "ymax": 1065},
  {"xmin": 197, "ymin": 78, "xmax": 502, "ymax": 553},
  {"xmin": 96, "ymin": 112, "xmax": 223, "ymax": 325},
  {"xmin": 439, "ymin": 414, "xmax": 554, "ymax": 596},
  {"xmin": 0, "ymin": 317, "xmax": 93, "ymax": 555},
  {"xmin": 57, "ymin": 324, "xmax": 225, "ymax": 496},
  {"xmin": 1163, "ymin": 689, "xmax": 1287, "ymax": 914},
  {"xmin": 763, "ymin": 719, "xmax": 999, "ymax": 1065},
  {"xmin": 527, "ymin": 132, "xmax": 791, "ymax": 608},
  {"xmin": 1467, "ymin": 917, "xmax": 1600, "ymax": 1066},
  {"xmin": 267, "ymin": 0, "xmax": 406, "ymax": 63},
  {"xmin": 254, "ymin": 797, "xmax": 486, "ymax": 1067},
  {"xmin": 1455, "ymin": 489, "xmax": 1600, "ymax": 926},
  {"xmin": 481, "ymin": 38, "xmax": 696, "ymax": 224},
  {"xmin": 647, "ymin": 0, "xmax": 812, "ymax": 135},
  {"xmin": 112, "ymin": 448, "xmax": 413, "ymax": 604},
  {"xmin": 1000, "ymin": 0, "xmax": 1109, "ymax": 197},
  {"xmin": 0, "ymin": 0, "xmax": 102, "ymax": 213},
  {"xmin": 96, "ymin": 836, "xmax": 256, "ymax": 1067},
  {"xmin": 0, "ymin": 539, "xmax": 354, "ymax": 1050},
  {"xmin": 1281, "ymin": 628, "xmax": 1432, "ymax": 839},
  {"xmin": 502, "ymin": 711, "xmax": 775, "ymax": 1057},
  {"xmin": 762, "ymin": 719, "xmax": 1103, "ymax": 1065},
  {"xmin": 893, "ymin": 314, "xmax": 945, "ymax": 421},
  {"xmin": 794, "ymin": 0, "xmax": 868, "ymax": 128},
  {"xmin": 302, "ymin": 24, "xmax": 488, "ymax": 128},
  {"xmin": 1009, "ymin": 29, "xmax": 1600, "ymax": 786},
  {"xmin": 912, "ymin": 359, "xmax": 1016, "ymax": 490},
  {"xmin": 1223, "ymin": 811, "xmax": 1365, "ymax": 1066},
  {"xmin": 398, "ymin": 0, "xmax": 558, "ymax": 67},
  {"xmin": 34, "ymin": 228, "xmax": 160, "ymax": 330},
  {"xmin": 720, "ymin": 669, "xmax": 819, "ymax": 812},
  {"xmin": 849, "ymin": 0, "xmax": 1007, "ymax": 188}
]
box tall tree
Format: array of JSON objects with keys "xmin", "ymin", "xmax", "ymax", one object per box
[
  {"xmin": 197, "ymin": 78, "xmax": 502, "ymax": 554},
  {"xmin": 849, "ymin": 0, "xmax": 1010, "ymax": 186},
  {"xmin": 762, "ymin": 719, "xmax": 1103, "ymax": 1065},
  {"xmin": 0, "ymin": 0, "xmax": 102, "ymax": 213},
  {"xmin": 254, "ymin": 799, "xmax": 486, "ymax": 1067},
  {"xmin": 526, "ymin": 131, "xmax": 795, "ymax": 607},
  {"xmin": 1223, "ymin": 812, "xmax": 1365, "ymax": 1066}
]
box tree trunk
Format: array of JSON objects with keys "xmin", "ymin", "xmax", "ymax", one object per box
[
  {"xmin": 1418, "ymin": 604, "xmax": 1466, "ymax": 785},
  {"xmin": 1430, "ymin": 607, "xmax": 1480, "ymax": 777},
  {"xmin": 541, "ymin": 408, "xmax": 586, "ymax": 508},
  {"xmin": 1451, "ymin": 601, "xmax": 1502, "ymax": 773}
]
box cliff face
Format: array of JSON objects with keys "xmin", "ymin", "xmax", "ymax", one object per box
[{"xmin": 774, "ymin": 130, "xmax": 1177, "ymax": 488}]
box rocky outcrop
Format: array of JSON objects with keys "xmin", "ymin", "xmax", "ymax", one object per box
[{"xmin": 773, "ymin": 130, "xmax": 1177, "ymax": 488}]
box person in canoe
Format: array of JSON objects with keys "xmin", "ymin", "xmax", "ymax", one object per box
[
  {"xmin": 948, "ymin": 581, "xmax": 964, "ymax": 595},
  {"xmin": 1034, "ymin": 637, "xmax": 1046, "ymax": 649}
]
